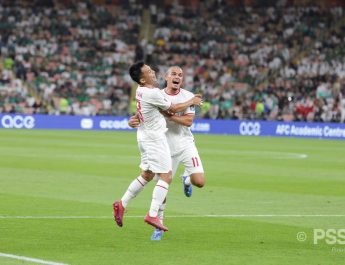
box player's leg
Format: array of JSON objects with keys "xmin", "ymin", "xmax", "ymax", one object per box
[
  {"xmin": 113, "ymin": 170, "xmax": 154, "ymax": 227},
  {"xmin": 113, "ymin": 141, "xmax": 155, "ymax": 227},
  {"xmin": 151, "ymin": 156, "xmax": 180, "ymax": 240},
  {"xmin": 151, "ymin": 197, "xmax": 166, "ymax": 240},
  {"xmin": 180, "ymin": 144, "xmax": 205, "ymax": 197},
  {"xmin": 155, "ymin": 154, "xmax": 179, "ymax": 221},
  {"xmin": 121, "ymin": 170, "xmax": 154, "ymax": 208},
  {"xmin": 190, "ymin": 172, "xmax": 205, "ymax": 187},
  {"xmin": 145, "ymin": 170, "xmax": 171, "ymax": 231},
  {"xmin": 144, "ymin": 137, "xmax": 172, "ymax": 231}
]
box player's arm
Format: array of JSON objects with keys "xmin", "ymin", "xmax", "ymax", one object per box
[
  {"xmin": 168, "ymin": 95, "xmax": 202, "ymax": 113},
  {"xmin": 168, "ymin": 114, "xmax": 194, "ymax": 127},
  {"xmin": 153, "ymin": 89, "xmax": 202, "ymax": 113},
  {"xmin": 160, "ymin": 109, "xmax": 195, "ymax": 127}
]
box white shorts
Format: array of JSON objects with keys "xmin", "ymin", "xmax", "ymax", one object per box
[
  {"xmin": 171, "ymin": 143, "xmax": 204, "ymax": 177},
  {"xmin": 138, "ymin": 137, "xmax": 172, "ymax": 173}
]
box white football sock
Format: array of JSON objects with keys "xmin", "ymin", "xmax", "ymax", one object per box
[
  {"xmin": 157, "ymin": 200, "xmax": 166, "ymax": 224},
  {"xmin": 121, "ymin": 175, "xmax": 148, "ymax": 208},
  {"xmin": 149, "ymin": 180, "xmax": 169, "ymax": 217},
  {"xmin": 183, "ymin": 173, "xmax": 191, "ymax": 186}
]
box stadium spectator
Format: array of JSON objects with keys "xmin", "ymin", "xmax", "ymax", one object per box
[{"xmin": 1, "ymin": 0, "xmax": 345, "ymax": 123}]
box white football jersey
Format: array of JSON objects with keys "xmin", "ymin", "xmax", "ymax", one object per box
[
  {"xmin": 162, "ymin": 88, "xmax": 195, "ymax": 156},
  {"xmin": 136, "ymin": 86, "xmax": 172, "ymax": 141}
]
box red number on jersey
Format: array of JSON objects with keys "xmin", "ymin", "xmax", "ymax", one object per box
[{"xmin": 136, "ymin": 100, "xmax": 144, "ymax": 122}]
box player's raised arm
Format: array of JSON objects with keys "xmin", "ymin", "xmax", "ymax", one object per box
[{"xmin": 168, "ymin": 94, "xmax": 203, "ymax": 113}]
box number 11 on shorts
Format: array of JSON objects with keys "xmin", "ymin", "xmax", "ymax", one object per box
[{"xmin": 192, "ymin": 157, "xmax": 199, "ymax": 167}]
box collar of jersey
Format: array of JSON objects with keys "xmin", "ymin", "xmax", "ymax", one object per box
[{"xmin": 164, "ymin": 88, "xmax": 181, "ymax": 95}]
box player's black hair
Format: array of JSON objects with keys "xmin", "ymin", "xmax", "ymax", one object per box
[{"xmin": 129, "ymin": 61, "xmax": 145, "ymax": 85}]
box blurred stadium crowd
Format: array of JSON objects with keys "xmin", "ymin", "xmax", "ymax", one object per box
[{"xmin": 1, "ymin": 0, "xmax": 345, "ymax": 122}]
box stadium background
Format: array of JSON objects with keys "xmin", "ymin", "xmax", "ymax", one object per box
[
  {"xmin": 1, "ymin": 0, "xmax": 345, "ymax": 122},
  {"xmin": 1, "ymin": 0, "xmax": 345, "ymax": 265}
]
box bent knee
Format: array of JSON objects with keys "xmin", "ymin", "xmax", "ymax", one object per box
[
  {"xmin": 141, "ymin": 170, "xmax": 155, "ymax": 181},
  {"xmin": 159, "ymin": 171, "xmax": 172, "ymax": 184},
  {"xmin": 194, "ymin": 180, "xmax": 205, "ymax": 188},
  {"xmin": 191, "ymin": 174, "xmax": 205, "ymax": 188}
]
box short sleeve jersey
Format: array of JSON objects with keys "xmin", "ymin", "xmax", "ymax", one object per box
[
  {"xmin": 136, "ymin": 86, "xmax": 172, "ymax": 141},
  {"xmin": 162, "ymin": 88, "xmax": 195, "ymax": 156}
]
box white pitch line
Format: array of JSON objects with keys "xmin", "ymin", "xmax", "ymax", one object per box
[
  {"xmin": 0, "ymin": 216, "xmax": 111, "ymax": 219},
  {"xmin": 205, "ymin": 214, "xmax": 345, "ymax": 217},
  {"xmin": 203, "ymin": 149, "xmax": 309, "ymax": 159},
  {"xmin": 0, "ymin": 252, "xmax": 69, "ymax": 265},
  {"xmin": 1, "ymin": 214, "xmax": 345, "ymax": 219}
]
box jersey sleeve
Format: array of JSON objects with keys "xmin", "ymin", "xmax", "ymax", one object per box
[
  {"xmin": 184, "ymin": 104, "xmax": 196, "ymax": 115},
  {"xmin": 151, "ymin": 88, "xmax": 172, "ymax": 110}
]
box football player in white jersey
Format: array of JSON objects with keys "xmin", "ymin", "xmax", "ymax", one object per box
[
  {"xmin": 129, "ymin": 66, "xmax": 205, "ymax": 240},
  {"xmin": 113, "ymin": 62, "xmax": 202, "ymax": 232}
]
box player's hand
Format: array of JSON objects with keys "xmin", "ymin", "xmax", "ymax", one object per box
[
  {"xmin": 192, "ymin": 95, "xmax": 203, "ymax": 106},
  {"xmin": 128, "ymin": 114, "xmax": 140, "ymax": 128}
]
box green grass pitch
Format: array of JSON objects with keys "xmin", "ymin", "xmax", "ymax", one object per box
[{"xmin": 0, "ymin": 129, "xmax": 345, "ymax": 265}]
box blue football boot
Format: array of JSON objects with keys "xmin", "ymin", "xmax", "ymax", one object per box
[
  {"xmin": 182, "ymin": 176, "xmax": 192, "ymax": 197},
  {"xmin": 151, "ymin": 228, "xmax": 164, "ymax": 241}
]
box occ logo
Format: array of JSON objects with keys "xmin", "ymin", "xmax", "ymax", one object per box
[
  {"xmin": 239, "ymin": 122, "xmax": 261, "ymax": 136},
  {"xmin": 1, "ymin": 115, "xmax": 35, "ymax": 129},
  {"xmin": 99, "ymin": 119, "xmax": 132, "ymax": 129},
  {"xmin": 80, "ymin": 118, "xmax": 93, "ymax": 129}
]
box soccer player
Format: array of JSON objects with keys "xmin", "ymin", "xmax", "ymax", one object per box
[
  {"xmin": 129, "ymin": 66, "xmax": 205, "ymax": 240},
  {"xmin": 113, "ymin": 62, "xmax": 202, "ymax": 232}
]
